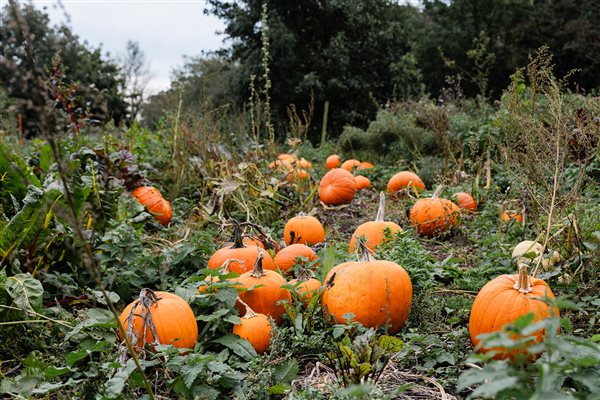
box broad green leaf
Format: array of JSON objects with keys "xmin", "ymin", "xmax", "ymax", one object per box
[
  {"xmin": 273, "ymin": 359, "xmax": 298, "ymax": 384},
  {"xmin": 105, "ymin": 359, "xmax": 137, "ymax": 397},
  {"xmin": 212, "ymin": 334, "xmax": 257, "ymax": 361},
  {"xmin": 6, "ymin": 273, "xmax": 44, "ymax": 311}
]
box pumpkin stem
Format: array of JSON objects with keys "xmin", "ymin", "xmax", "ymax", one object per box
[
  {"xmin": 375, "ymin": 192, "xmax": 386, "ymax": 222},
  {"xmin": 355, "ymin": 237, "xmax": 375, "ymax": 262},
  {"xmin": 432, "ymin": 185, "xmax": 444, "ymax": 199},
  {"xmin": 230, "ymin": 221, "xmax": 246, "ymax": 249},
  {"xmin": 513, "ymin": 263, "xmax": 533, "ymax": 293},
  {"xmin": 296, "ymin": 266, "xmax": 313, "ymax": 282},
  {"xmin": 250, "ymin": 250, "xmax": 267, "ymax": 278},
  {"xmin": 236, "ymin": 296, "xmax": 257, "ymax": 319},
  {"xmin": 220, "ymin": 258, "xmax": 244, "ymax": 274}
]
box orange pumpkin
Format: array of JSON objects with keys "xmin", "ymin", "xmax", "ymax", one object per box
[
  {"xmin": 198, "ymin": 259, "xmax": 241, "ymax": 293},
  {"xmin": 278, "ymin": 153, "xmax": 296, "ymax": 162},
  {"xmin": 286, "ymin": 169, "xmax": 310, "ymax": 182},
  {"xmin": 357, "ymin": 161, "xmax": 374, "ymax": 170},
  {"xmin": 349, "ymin": 193, "xmax": 403, "ymax": 252},
  {"xmin": 322, "ymin": 240, "xmax": 412, "ymax": 333},
  {"xmin": 409, "ymin": 186, "xmax": 460, "ymax": 236},
  {"xmin": 284, "ymin": 214, "xmax": 325, "ymax": 246},
  {"xmin": 326, "ymin": 154, "xmax": 341, "ymax": 169},
  {"xmin": 501, "ymin": 210, "xmax": 524, "ymax": 223},
  {"xmin": 296, "ymin": 158, "xmax": 313, "ymax": 169},
  {"xmin": 319, "ymin": 168, "xmax": 356, "ymax": 206},
  {"xmin": 221, "ymin": 237, "xmax": 265, "ymax": 249},
  {"xmin": 469, "ymin": 264, "xmax": 558, "ymax": 359},
  {"xmin": 386, "ymin": 171, "xmax": 426, "ymax": 196},
  {"xmin": 354, "ymin": 175, "xmax": 371, "ymax": 190},
  {"xmin": 119, "ymin": 289, "xmax": 198, "ymax": 349},
  {"xmin": 236, "ymin": 251, "xmax": 291, "ymax": 324},
  {"xmin": 131, "ymin": 186, "xmax": 173, "ymax": 226},
  {"xmin": 289, "ymin": 269, "xmax": 322, "ymax": 305},
  {"xmin": 274, "ymin": 244, "xmax": 317, "ymax": 276},
  {"xmin": 208, "ymin": 226, "xmax": 276, "ymax": 274},
  {"xmin": 452, "ymin": 192, "xmax": 478, "ymax": 212},
  {"xmin": 341, "ymin": 159, "xmax": 361, "ymax": 172},
  {"xmin": 269, "ymin": 159, "xmax": 294, "ymax": 171},
  {"xmin": 233, "ymin": 300, "xmax": 272, "ymax": 354}
]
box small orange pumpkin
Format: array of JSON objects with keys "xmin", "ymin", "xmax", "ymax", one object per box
[
  {"xmin": 208, "ymin": 226, "xmax": 276, "ymax": 274},
  {"xmin": 119, "ymin": 289, "xmax": 198, "ymax": 349},
  {"xmin": 341, "ymin": 159, "xmax": 361, "ymax": 172},
  {"xmin": 409, "ymin": 186, "xmax": 460, "ymax": 236},
  {"xmin": 386, "ymin": 171, "xmax": 426, "ymax": 196},
  {"xmin": 469, "ymin": 264, "xmax": 558, "ymax": 359},
  {"xmin": 452, "ymin": 192, "xmax": 478, "ymax": 212},
  {"xmin": 131, "ymin": 186, "xmax": 173, "ymax": 226},
  {"xmin": 322, "ymin": 239, "xmax": 412, "ymax": 333},
  {"xmin": 269, "ymin": 159, "xmax": 294, "ymax": 171},
  {"xmin": 278, "ymin": 153, "xmax": 296, "ymax": 162},
  {"xmin": 357, "ymin": 161, "xmax": 374, "ymax": 170},
  {"xmin": 349, "ymin": 193, "xmax": 403, "ymax": 252},
  {"xmin": 286, "ymin": 169, "xmax": 310, "ymax": 182},
  {"xmin": 236, "ymin": 251, "xmax": 291, "ymax": 324},
  {"xmin": 296, "ymin": 158, "xmax": 313, "ymax": 169},
  {"xmin": 319, "ymin": 168, "xmax": 356, "ymax": 206},
  {"xmin": 233, "ymin": 299, "xmax": 272, "ymax": 354},
  {"xmin": 501, "ymin": 210, "xmax": 524, "ymax": 223},
  {"xmin": 289, "ymin": 268, "xmax": 322, "ymax": 305},
  {"xmin": 274, "ymin": 243, "xmax": 318, "ymax": 276},
  {"xmin": 284, "ymin": 214, "xmax": 325, "ymax": 246},
  {"xmin": 326, "ymin": 154, "xmax": 341, "ymax": 169},
  {"xmin": 354, "ymin": 175, "xmax": 371, "ymax": 190}
]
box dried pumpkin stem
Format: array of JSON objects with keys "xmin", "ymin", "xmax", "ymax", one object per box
[
  {"xmin": 236, "ymin": 296, "xmax": 257, "ymax": 319},
  {"xmin": 250, "ymin": 250, "xmax": 267, "ymax": 278},
  {"xmin": 231, "ymin": 221, "xmax": 246, "ymax": 249},
  {"xmin": 513, "ymin": 264, "xmax": 533, "ymax": 293},
  {"xmin": 432, "ymin": 185, "xmax": 444, "ymax": 199},
  {"xmin": 220, "ymin": 258, "xmax": 244, "ymax": 274},
  {"xmin": 355, "ymin": 237, "xmax": 375, "ymax": 262},
  {"xmin": 375, "ymin": 192, "xmax": 386, "ymax": 222},
  {"xmin": 296, "ymin": 266, "xmax": 313, "ymax": 282}
]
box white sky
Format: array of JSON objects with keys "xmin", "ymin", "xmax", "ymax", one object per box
[{"xmin": 14, "ymin": 0, "xmax": 227, "ymax": 94}]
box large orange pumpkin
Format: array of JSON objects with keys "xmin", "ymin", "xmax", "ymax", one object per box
[
  {"xmin": 319, "ymin": 168, "xmax": 356, "ymax": 206},
  {"xmin": 236, "ymin": 252, "xmax": 291, "ymax": 324},
  {"xmin": 119, "ymin": 289, "xmax": 198, "ymax": 349},
  {"xmin": 283, "ymin": 214, "xmax": 325, "ymax": 246},
  {"xmin": 273, "ymin": 243, "xmax": 318, "ymax": 276},
  {"xmin": 322, "ymin": 240, "xmax": 412, "ymax": 333},
  {"xmin": 326, "ymin": 155, "xmax": 342, "ymax": 169},
  {"xmin": 386, "ymin": 171, "xmax": 426, "ymax": 196},
  {"xmin": 289, "ymin": 269, "xmax": 322, "ymax": 306},
  {"xmin": 233, "ymin": 300, "xmax": 272, "ymax": 354},
  {"xmin": 354, "ymin": 175, "xmax": 371, "ymax": 190},
  {"xmin": 208, "ymin": 226, "xmax": 276, "ymax": 274},
  {"xmin": 341, "ymin": 159, "xmax": 361, "ymax": 172},
  {"xmin": 131, "ymin": 186, "xmax": 173, "ymax": 226},
  {"xmin": 469, "ymin": 264, "xmax": 558, "ymax": 358},
  {"xmin": 409, "ymin": 186, "xmax": 460, "ymax": 236},
  {"xmin": 349, "ymin": 193, "xmax": 403, "ymax": 252},
  {"xmin": 452, "ymin": 192, "xmax": 478, "ymax": 212}
]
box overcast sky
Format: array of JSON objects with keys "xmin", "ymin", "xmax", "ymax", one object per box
[{"xmin": 24, "ymin": 0, "xmax": 227, "ymax": 94}]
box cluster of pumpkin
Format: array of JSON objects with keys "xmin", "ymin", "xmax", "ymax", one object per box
[{"xmin": 268, "ymin": 153, "xmax": 314, "ymax": 183}]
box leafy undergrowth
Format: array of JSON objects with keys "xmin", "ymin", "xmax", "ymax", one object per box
[{"xmin": 1, "ymin": 117, "xmax": 599, "ymax": 400}]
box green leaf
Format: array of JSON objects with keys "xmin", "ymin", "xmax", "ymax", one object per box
[
  {"xmin": 590, "ymin": 334, "xmax": 600, "ymax": 342},
  {"xmin": 6, "ymin": 273, "xmax": 44, "ymax": 311},
  {"xmin": 44, "ymin": 365, "xmax": 70, "ymax": 379},
  {"xmin": 65, "ymin": 350, "xmax": 88, "ymax": 367},
  {"xmin": 212, "ymin": 334, "xmax": 257, "ymax": 361},
  {"xmin": 273, "ymin": 359, "xmax": 298, "ymax": 384},
  {"xmin": 268, "ymin": 383, "xmax": 292, "ymax": 394},
  {"xmin": 0, "ymin": 267, "xmax": 7, "ymax": 306},
  {"xmin": 470, "ymin": 376, "xmax": 519, "ymax": 397},
  {"xmin": 105, "ymin": 359, "xmax": 137, "ymax": 397}
]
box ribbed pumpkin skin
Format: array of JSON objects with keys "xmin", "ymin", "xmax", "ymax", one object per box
[
  {"xmin": 236, "ymin": 271, "xmax": 291, "ymax": 324},
  {"xmin": 131, "ymin": 186, "xmax": 172, "ymax": 226},
  {"xmin": 349, "ymin": 221, "xmax": 403, "ymax": 252},
  {"xmin": 289, "ymin": 277, "xmax": 322, "ymax": 305},
  {"xmin": 326, "ymin": 155, "xmax": 341, "ymax": 169},
  {"xmin": 322, "ymin": 260, "xmax": 412, "ymax": 333},
  {"xmin": 354, "ymin": 175, "xmax": 371, "ymax": 190},
  {"xmin": 208, "ymin": 245, "xmax": 275, "ymax": 274},
  {"xmin": 452, "ymin": 192, "xmax": 478, "ymax": 212},
  {"xmin": 341, "ymin": 159, "xmax": 361, "ymax": 172},
  {"xmin": 284, "ymin": 215, "xmax": 325, "ymax": 246},
  {"xmin": 119, "ymin": 291, "xmax": 198, "ymax": 349},
  {"xmin": 319, "ymin": 168, "xmax": 356, "ymax": 206},
  {"xmin": 501, "ymin": 211, "xmax": 523, "ymax": 223},
  {"xmin": 410, "ymin": 198, "xmax": 459, "ymax": 236},
  {"xmin": 469, "ymin": 274, "xmax": 557, "ymax": 358},
  {"xmin": 233, "ymin": 313, "xmax": 272, "ymax": 354},
  {"xmin": 274, "ymin": 244, "xmax": 318, "ymax": 275},
  {"xmin": 386, "ymin": 172, "xmax": 426, "ymax": 195}
]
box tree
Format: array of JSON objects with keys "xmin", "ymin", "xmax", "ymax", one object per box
[
  {"xmin": 120, "ymin": 40, "xmax": 152, "ymax": 123},
  {"xmin": 0, "ymin": 2, "xmax": 127, "ymax": 136},
  {"xmin": 206, "ymin": 0, "xmax": 423, "ymax": 141}
]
